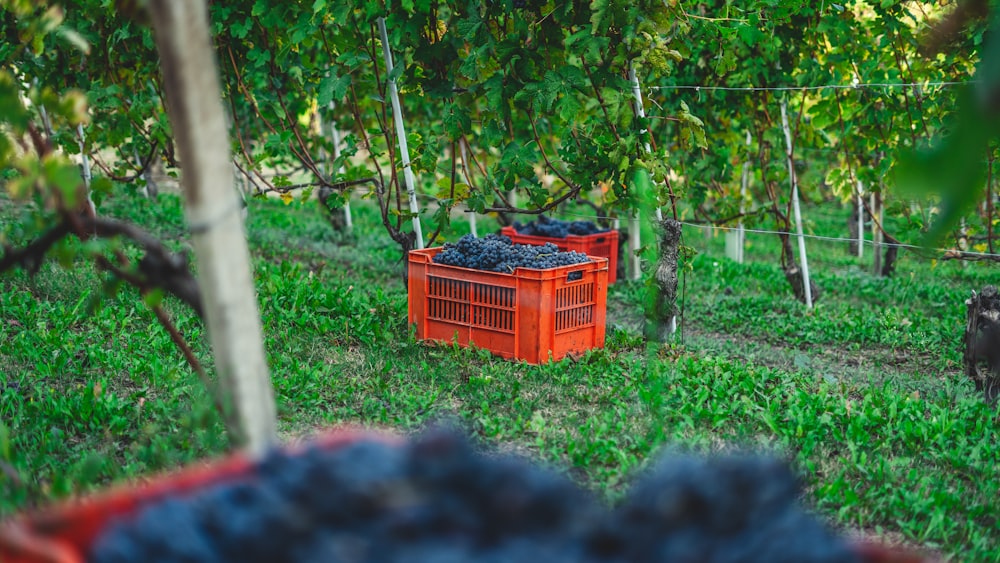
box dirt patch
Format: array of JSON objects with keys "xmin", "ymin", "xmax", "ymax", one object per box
[{"xmin": 606, "ymin": 295, "xmax": 959, "ymax": 390}]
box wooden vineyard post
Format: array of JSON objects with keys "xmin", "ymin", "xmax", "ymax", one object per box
[
  {"xmin": 627, "ymin": 64, "xmax": 662, "ymax": 305},
  {"xmin": 377, "ymin": 17, "xmax": 424, "ymax": 249},
  {"xmin": 134, "ymin": 146, "xmax": 158, "ymax": 199},
  {"xmin": 328, "ymin": 102, "xmax": 353, "ymax": 231},
  {"xmin": 629, "ymin": 212, "xmax": 642, "ymax": 281},
  {"xmin": 37, "ymin": 84, "xmax": 53, "ymax": 135},
  {"xmin": 727, "ymin": 130, "xmax": 751, "ymax": 264},
  {"xmin": 856, "ymin": 181, "xmax": 864, "ymax": 259},
  {"xmin": 76, "ymin": 125, "xmax": 97, "ymax": 217},
  {"xmin": 872, "ymin": 191, "xmax": 882, "ymax": 275},
  {"xmin": 625, "ymin": 67, "xmax": 641, "ymax": 283},
  {"xmin": 149, "ymin": 0, "xmax": 278, "ymax": 457},
  {"xmin": 459, "ymin": 140, "xmax": 478, "ymax": 237},
  {"xmin": 780, "ymin": 100, "xmax": 813, "ymax": 308},
  {"xmin": 959, "ymin": 218, "xmax": 969, "ymax": 270},
  {"xmin": 628, "ymin": 64, "xmax": 663, "ymax": 222},
  {"xmin": 320, "ymin": 103, "xmax": 354, "ymax": 232}
]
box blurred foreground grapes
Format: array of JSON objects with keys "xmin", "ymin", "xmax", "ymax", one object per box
[{"xmin": 89, "ymin": 429, "xmax": 861, "ymax": 563}]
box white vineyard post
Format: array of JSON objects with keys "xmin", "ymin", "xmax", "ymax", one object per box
[
  {"xmin": 738, "ymin": 130, "xmax": 750, "ymax": 263},
  {"xmin": 223, "ymin": 108, "xmax": 246, "ymax": 205},
  {"xmin": 628, "ymin": 64, "xmax": 663, "ymax": 222},
  {"xmin": 232, "ymin": 162, "xmax": 248, "ymax": 221},
  {"xmin": 149, "ymin": 0, "xmax": 278, "ymax": 457},
  {"xmin": 629, "ymin": 64, "xmax": 669, "ymax": 327},
  {"xmin": 780, "ymin": 100, "xmax": 813, "ymax": 308},
  {"xmin": 879, "ymin": 194, "xmax": 887, "ymax": 271},
  {"xmin": 377, "ymin": 17, "xmax": 423, "ymax": 249},
  {"xmin": 330, "ymin": 123, "xmax": 354, "ymax": 232},
  {"xmin": 960, "ymin": 217, "xmax": 969, "ymax": 269},
  {"xmin": 133, "ymin": 146, "xmax": 157, "ymax": 199},
  {"xmin": 134, "ymin": 147, "xmax": 147, "ymax": 198},
  {"xmin": 629, "ymin": 212, "xmax": 642, "ymax": 281},
  {"xmin": 871, "ymin": 191, "xmax": 881, "ymax": 274},
  {"xmin": 322, "ymin": 102, "xmax": 354, "ymax": 231},
  {"xmin": 76, "ymin": 124, "xmax": 97, "ymax": 216},
  {"xmin": 233, "ymin": 162, "xmax": 248, "ymax": 197},
  {"xmin": 459, "ymin": 141, "xmax": 477, "ymax": 237},
  {"xmin": 627, "ymin": 66, "xmax": 651, "ymax": 283},
  {"xmin": 37, "ymin": 81, "xmax": 53, "ymax": 136},
  {"xmin": 727, "ymin": 130, "xmax": 751, "ymax": 263},
  {"xmin": 856, "ymin": 180, "xmax": 864, "ymax": 259}
]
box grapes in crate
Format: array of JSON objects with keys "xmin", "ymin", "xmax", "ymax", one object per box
[
  {"xmin": 89, "ymin": 428, "xmax": 862, "ymax": 563},
  {"xmin": 431, "ymin": 233, "xmax": 591, "ymax": 273},
  {"xmin": 512, "ymin": 215, "xmax": 609, "ymax": 238}
]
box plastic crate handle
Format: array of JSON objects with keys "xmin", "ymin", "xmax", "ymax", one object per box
[{"xmin": 566, "ymin": 270, "xmax": 585, "ymax": 282}]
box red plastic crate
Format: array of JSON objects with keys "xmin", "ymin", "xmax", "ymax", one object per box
[
  {"xmin": 407, "ymin": 247, "xmax": 609, "ymax": 364},
  {"xmin": 500, "ymin": 225, "xmax": 620, "ymax": 284}
]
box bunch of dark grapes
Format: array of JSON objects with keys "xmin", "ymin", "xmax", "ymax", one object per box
[
  {"xmin": 593, "ymin": 452, "xmax": 861, "ymax": 563},
  {"xmin": 89, "ymin": 428, "xmax": 862, "ymax": 563},
  {"xmin": 432, "ymin": 233, "xmax": 591, "ymax": 273},
  {"xmin": 513, "ymin": 215, "xmax": 608, "ymax": 238}
]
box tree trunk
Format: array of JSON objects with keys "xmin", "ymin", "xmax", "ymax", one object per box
[
  {"xmin": 881, "ymin": 243, "xmax": 899, "ymax": 277},
  {"xmin": 646, "ymin": 219, "xmax": 681, "ymax": 342},
  {"xmin": 318, "ymin": 185, "xmax": 351, "ymax": 234},
  {"xmin": 847, "ymin": 196, "xmax": 866, "ymax": 256},
  {"xmin": 784, "ymin": 266, "xmax": 821, "ymax": 305},
  {"xmin": 964, "ymin": 286, "xmax": 1000, "ymax": 402},
  {"xmin": 149, "ymin": 0, "xmax": 277, "ymax": 456}
]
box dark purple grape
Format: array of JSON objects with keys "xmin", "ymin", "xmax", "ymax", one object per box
[
  {"xmin": 88, "ymin": 430, "xmax": 861, "ymax": 563},
  {"xmin": 431, "ymin": 234, "xmax": 590, "ymax": 274}
]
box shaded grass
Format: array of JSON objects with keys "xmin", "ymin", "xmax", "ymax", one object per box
[{"xmin": 0, "ymin": 189, "xmax": 998, "ymax": 560}]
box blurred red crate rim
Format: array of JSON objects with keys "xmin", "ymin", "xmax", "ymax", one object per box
[{"xmin": 0, "ymin": 427, "xmax": 395, "ymax": 563}]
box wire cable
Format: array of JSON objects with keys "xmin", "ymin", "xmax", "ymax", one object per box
[
  {"xmin": 525, "ymin": 207, "xmax": 1000, "ymax": 260},
  {"xmin": 645, "ymin": 81, "xmax": 976, "ymax": 93}
]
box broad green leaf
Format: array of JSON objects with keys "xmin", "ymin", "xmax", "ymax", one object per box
[{"xmin": 143, "ymin": 288, "xmax": 165, "ymax": 309}]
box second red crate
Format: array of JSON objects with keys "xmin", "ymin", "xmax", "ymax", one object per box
[{"xmin": 500, "ymin": 226, "xmax": 620, "ymax": 284}]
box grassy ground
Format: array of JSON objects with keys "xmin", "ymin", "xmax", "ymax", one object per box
[{"xmin": 1, "ymin": 188, "xmax": 998, "ymax": 561}]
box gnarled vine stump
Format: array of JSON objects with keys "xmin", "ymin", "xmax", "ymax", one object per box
[
  {"xmin": 847, "ymin": 198, "xmax": 868, "ymax": 256},
  {"xmin": 319, "ymin": 185, "xmax": 351, "ymax": 234},
  {"xmin": 645, "ymin": 219, "xmax": 681, "ymax": 342},
  {"xmin": 964, "ymin": 286, "xmax": 1000, "ymax": 402},
  {"xmin": 784, "ymin": 265, "xmax": 821, "ymax": 305}
]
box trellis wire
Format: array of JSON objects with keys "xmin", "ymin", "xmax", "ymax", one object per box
[
  {"xmin": 645, "ymin": 81, "xmax": 976, "ymax": 92},
  {"xmin": 543, "ymin": 207, "xmax": 1000, "ymax": 260},
  {"xmin": 681, "ymin": 221, "xmax": 1000, "ymax": 259}
]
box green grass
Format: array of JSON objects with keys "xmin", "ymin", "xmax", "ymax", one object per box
[{"xmin": 1, "ymin": 188, "xmax": 999, "ymax": 561}]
